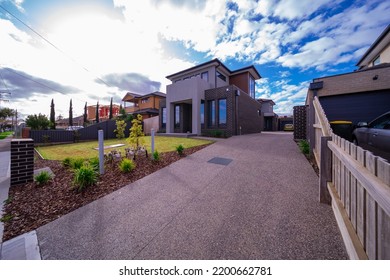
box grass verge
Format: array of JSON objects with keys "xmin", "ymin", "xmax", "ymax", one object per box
[{"xmin": 36, "ymin": 136, "xmax": 213, "ymax": 160}]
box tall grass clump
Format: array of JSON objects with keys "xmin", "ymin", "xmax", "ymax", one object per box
[
  {"xmin": 73, "ymin": 164, "xmax": 97, "ymax": 192},
  {"xmin": 119, "ymin": 158, "xmax": 136, "ymax": 173}
]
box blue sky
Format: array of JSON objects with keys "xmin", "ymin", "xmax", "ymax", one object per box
[{"xmin": 0, "ymin": 0, "xmax": 389, "ymax": 118}]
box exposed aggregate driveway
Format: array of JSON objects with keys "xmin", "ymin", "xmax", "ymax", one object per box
[{"xmin": 37, "ymin": 132, "xmax": 348, "ymax": 259}]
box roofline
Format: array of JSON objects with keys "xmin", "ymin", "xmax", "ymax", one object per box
[
  {"xmin": 356, "ymin": 24, "xmax": 390, "ymax": 66},
  {"xmin": 312, "ymin": 63, "xmax": 390, "ymax": 82},
  {"xmin": 166, "ymin": 58, "xmax": 261, "ymax": 80}
]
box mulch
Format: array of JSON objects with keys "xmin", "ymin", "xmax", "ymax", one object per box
[{"xmin": 2, "ymin": 144, "xmax": 210, "ymax": 242}]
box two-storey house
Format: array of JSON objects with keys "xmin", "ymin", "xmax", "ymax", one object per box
[
  {"xmin": 161, "ymin": 58, "xmax": 264, "ymax": 137},
  {"xmin": 122, "ymin": 91, "xmax": 166, "ymax": 120}
]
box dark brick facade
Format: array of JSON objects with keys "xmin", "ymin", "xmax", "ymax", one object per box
[
  {"xmin": 10, "ymin": 139, "xmax": 34, "ymax": 186},
  {"xmin": 159, "ymin": 86, "xmax": 263, "ymax": 137},
  {"xmin": 293, "ymin": 105, "xmax": 308, "ymax": 140},
  {"xmin": 203, "ymin": 85, "xmax": 262, "ymax": 136}
]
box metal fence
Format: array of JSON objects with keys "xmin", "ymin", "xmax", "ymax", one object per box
[{"xmin": 29, "ymin": 120, "xmax": 132, "ymax": 143}]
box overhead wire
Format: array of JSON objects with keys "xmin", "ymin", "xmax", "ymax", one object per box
[{"xmin": 0, "ymin": 4, "xmax": 114, "ymax": 90}]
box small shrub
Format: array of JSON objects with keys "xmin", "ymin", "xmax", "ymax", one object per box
[
  {"xmin": 71, "ymin": 158, "xmax": 85, "ymax": 170},
  {"xmin": 298, "ymin": 140, "xmax": 310, "ymax": 155},
  {"xmin": 89, "ymin": 157, "xmax": 100, "ymax": 171},
  {"xmin": 152, "ymin": 150, "xmax": 160, "ymax": 162},
  {"xmin": 62, "ymin": 157, "xmax": 72, "ymax": 167},
  {"xmin": 73, "ymin": 164, "xmax": 97, "ymax": 192},
  {"xmin": 176, "ymin": 144, "xmax": 184, "ymax": 156},
  {"xmin": 34, "ymin": 171, "xmax": 52, "ymax": 185},
  {"xmin": 119, "ymin": 158, "xmax": 136, "ymax": 173}
]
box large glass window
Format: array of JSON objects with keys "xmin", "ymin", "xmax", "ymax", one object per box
[
  {"xmin": 219, "ymin": 99, "xmax": 227, "ymax": 126},
  {"xmin": 200, "ymin": 101, "xmax": 205, "ymax": 126},
  {"xmin": 175, "ymin": 105, "xmax": 180, "ymax": 128},
  {"xmin": 249, "ymin": 75, "xmax": 255, "ymax": 99},
  {"xmin": 201, "ymin": 71, "xmax": 209, "ymax": 81},
  {"xmin": 208, "ymin": 100, "xmax": 215, "ymax": 127},
  {"xmin": 216, "ymin": 71, "xmax": 226, "ymax": 82},
  {"xmin": 162, "ymin": 107, "xmax": 166, "ymax": 128}
]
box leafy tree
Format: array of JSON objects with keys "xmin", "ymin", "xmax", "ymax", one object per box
[
  {"xmin": 25, "ymin": 114, "xmax": 50, "ymax": 130},
  {"xmin": 69, "ymin": 99, "xmax": 73, "ymax": 126},
  {"xmin": 114, "ymin": 119, "xmax": 126, "ymax": 139},
  {"xmin": 0, "ymin": 107, "xmax": 15, "ymax": 120},
  {"xmin": 49, "ymin": 98, "xmax": 56, "ymax": 129},
  {"xmin": 127, "ymin": 114, "xmax": 144, "ymax": 150},
  {"xmin": 109, "ymin": 97, "xmax": 113, "ymax": 119},
  {"xmin": 117, "ymin": 105, "xmax": 133, "ymax": 123},
  {"xmin": 96, "ymin": 101, "xmax": 99, "ymax": 123}
]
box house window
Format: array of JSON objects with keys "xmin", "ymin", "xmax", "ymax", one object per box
[
  {"xmin": 174, "ymin": 105, "xmax": 180, "ymax": 128},
  {"xmin": 249, "ymin": 75, "xmax": 255, "ymax": 99},
  {"xmin": 201, "ymin": 71, "xmax": 209, "ymax": 81},
  {"xmin": 200, "ymin": 100, "xmax": 205, "ymax": 127},
  {"xmin": 218, "ymin": 99, "xmax": 227, "ymax": 126},
  {"xmin": 162, "ymin": 107, "xmax": 166, "ymax": 128},
  {"xmin": 208, "ymin": 100, "xmax": 216, "ymax": 127},
  {"xmin": 216, "ymin": 71, "xmax": 226, "ymax": 82},
  {"xmin": 373, "ymin": 56, "xmax": 381, "ymax": 66},
  {"xmin": 141, "ymin": 98, "xmax": 149, "ymax": 104}
]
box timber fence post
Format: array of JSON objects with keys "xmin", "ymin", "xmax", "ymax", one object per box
[{"xmin": 319, "ymin": 135, "xmax": 332, "ymax": 204}]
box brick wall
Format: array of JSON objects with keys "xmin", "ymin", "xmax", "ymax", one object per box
[
  {"xmin": 203, "ymin": 85, "xmax": 262, "ymax": 136},
  {"xmin": 293, "ymin": 105, "xmax": 307, "ymax": 140},
  {"xmin": 237, "ymin": 88, "xmax": 262, "ymax": 135},
  {"xmin": 10, "ymin": 139, "xmax": 34, "ymax": 186},
  {"xmin": 311, "ymin": 65, "xmax": 390, "ymax": 97},
  {"xmin": 204, "ymin": 85, "xmax": 236, "ymax": 137}
]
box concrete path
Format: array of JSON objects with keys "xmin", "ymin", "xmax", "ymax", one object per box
[
  {"xmin": 35, "ymin": 132, "xmax": 347, "ymax": 259},
  {"xmin": 0, "ymin": 137, "xmax": 11, "ymax": 258}
]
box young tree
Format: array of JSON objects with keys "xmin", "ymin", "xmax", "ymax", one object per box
[
  {"xmin": 50, "ymin": 98, "xmax": 56, "ymax": 129},
  {"xmin": 109, "ymin": 97, "xmax": 113, "ymax": 120},
  {"xmin": 114, "ymin": 119, "xmax": 126, "ymax": 139},
  {"xmin": 127, "ymin": 114, "xmax": 145, "ymax": 151},
  {"xmin": 25, "ymin": 114, "xmax": 50, "ymax": 130},
  {"xmin": 69, "ymin": 99, "xmax": 73, "ymax": 127},
  {"xmin": 83, "ymin": 102, "xmax": 88, "ymax": 127},
  {"xmin": 95, "ymin": 101, "xmax": 99, "ymax": 123}
]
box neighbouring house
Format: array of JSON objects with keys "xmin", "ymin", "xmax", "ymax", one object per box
[
  {"xmin": 56, "ymin": 115, "xmax": 84, "ymax": 129},
  {"xmin": 257, "ymin": 98, "xmax": 278, "ymax": 131},
  {"xmin": 87, "ymin": 104, "xmax": 120, "ymax": 122},
  {"xmin": 122, "ymin": 91, "xmax": 166, "ymax": 120},
  {"xmin": 160, "ymin": 58, "xmax": 264, "ymax": 137},
  {"xmin": 306, "ymin": 24, "xmax": 390, "ymax": 125}
]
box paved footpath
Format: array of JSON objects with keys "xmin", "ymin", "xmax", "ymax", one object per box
[{"xmin": 33, "ymin": 132, "xmax": 348, "ymax": 259}]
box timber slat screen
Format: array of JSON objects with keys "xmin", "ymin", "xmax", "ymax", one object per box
[{"xmin": 312, "ymin": 96, "xmax": 390, "ymax": 259}]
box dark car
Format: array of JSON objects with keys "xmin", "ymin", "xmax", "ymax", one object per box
[{"xmin": 352, "ymin": 111, "xmax": 390, "ymax": 161}]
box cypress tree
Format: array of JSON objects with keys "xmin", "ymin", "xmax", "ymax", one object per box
[
  {"xmin": 50, "ymin": 98, "xmax": 56, "ymax": 129},
  {"xmin": 109, "ymin": 97, "xmax": 113, "ymax": 119},
  {"xmin": 96, "ymin": 101, "xmax": 99, "ymax": 123},
  {"xmin": 83, "ymin": 102, "xmax": 88, "ymax": 126},
  {"xmin": 69, "ymin": 99, "xmax": 73, "ymax": 127}
]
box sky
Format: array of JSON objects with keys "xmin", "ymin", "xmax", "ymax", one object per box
[{"xmin": 0, "ymin": 0, "xmax": 389, "ymax": 119}]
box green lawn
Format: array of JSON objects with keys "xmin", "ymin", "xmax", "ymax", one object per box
[
  {"xmin": 0, "ymin": 131, "xmax": 13, "ymax": 140},
  {"xmin": 36, "ymin": 136, "xmax": 213, "ymax": 160}
]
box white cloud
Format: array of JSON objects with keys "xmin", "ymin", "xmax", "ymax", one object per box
[{"xmin": 273, "ymin": 0, "xmax": 332, "ymax": 20}]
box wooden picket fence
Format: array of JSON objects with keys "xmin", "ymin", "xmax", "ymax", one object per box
[{"xmin": 312, "ymin": 96, "xmax": 390, "ymax": 259}]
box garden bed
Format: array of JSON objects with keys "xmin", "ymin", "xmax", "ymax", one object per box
[{"xmin": 2, "ymin": 144, "xmax": 210, "ymax": 242}]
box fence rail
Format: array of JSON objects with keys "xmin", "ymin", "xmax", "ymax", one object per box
[{"xmin": 311, "ymin": 96, "xmax": 390, "ymax": 259}]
